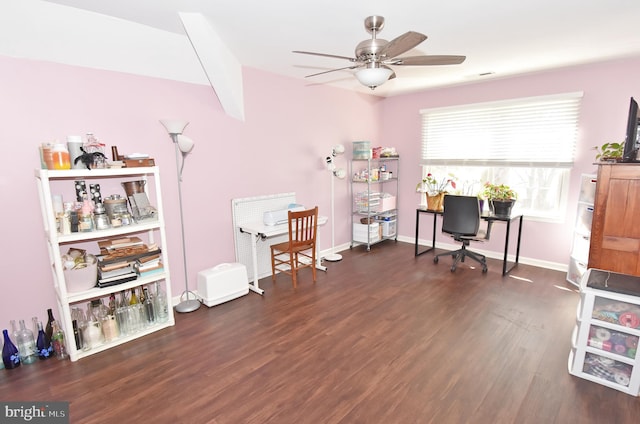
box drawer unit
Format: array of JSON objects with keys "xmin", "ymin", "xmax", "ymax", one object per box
[{"xmin": 568, "ymin": 268, "xmax": 640, "ymax": 396}]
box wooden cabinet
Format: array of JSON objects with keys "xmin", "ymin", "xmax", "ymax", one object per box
[{"xmin": 588, "ymin": 164, "xmax": 640, "ymax": 276}]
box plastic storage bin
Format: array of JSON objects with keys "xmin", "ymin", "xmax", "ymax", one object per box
[
  {"xmin": 353, "ymin": 222, "xmax": 380, "ymax": 243},
  {"xmin": 380, "ymin": 219, "xmax": 397, "ymax": 237}
]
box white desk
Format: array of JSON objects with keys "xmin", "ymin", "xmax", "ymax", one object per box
[{"xmin": 239, "ymin": 216, "xmax": 328, "ymax": 294}]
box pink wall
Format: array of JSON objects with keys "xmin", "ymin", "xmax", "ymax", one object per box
[
  {"xmin": 0, "ymin": 56, "xmax": 380, "ymax": 328},
  {"xmin": 382, "ymin": 56, "xmax": 640, "ymax": 265},
  {"xmin": 1, "ymin": 54, "xmax": 639, "ymax": 329}
]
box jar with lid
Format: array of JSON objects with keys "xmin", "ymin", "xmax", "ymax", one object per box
[
  {"xmin": 51, "ymin": 143, "xmax": 71, "ymax": 170},
  {"xmin": 93, "ymin": 203, "xmax": 111, "ymax": 230}
]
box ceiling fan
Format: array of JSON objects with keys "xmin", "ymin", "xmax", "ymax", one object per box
[{"xmin": 293, "ymin": 16, "xmax": 466, "ymax": 90}]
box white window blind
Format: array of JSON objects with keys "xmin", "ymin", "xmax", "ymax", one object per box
[{"xmin": 420, "ymin": 92, "xmax": 583, "ymax": 167}]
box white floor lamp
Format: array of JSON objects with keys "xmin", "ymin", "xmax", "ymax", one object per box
[
  {"xmin": 160, "ymin": 119, "xmax": 201, "ymax": 313},
  {"xmin": 325, "ymin": 144, "xmax": 346, "ymax": 262}
]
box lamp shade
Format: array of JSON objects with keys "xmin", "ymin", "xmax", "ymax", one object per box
[
  {"xmin": 355, "ymin": 67, "xmax": 393, "ymax": 89},
  {"xmin": 177, "ymin": 135, "xmax": 195, "ymax": 153},
  {"xmin": 160, "ymin": 119, "xmax": 189, "ymax": 135}
]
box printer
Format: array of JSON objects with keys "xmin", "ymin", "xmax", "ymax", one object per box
[{"xmin": 263, "ymin": 204, "xmax": 305, "ymax": 226}]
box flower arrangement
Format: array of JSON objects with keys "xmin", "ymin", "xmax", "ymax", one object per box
[
  {"xmin": 417, "ymin": 172, "xmax": 456, "ymax": 196},
  {"xmin": 481, "ymin": 182, "xmax": 518, "ymax": 201}
]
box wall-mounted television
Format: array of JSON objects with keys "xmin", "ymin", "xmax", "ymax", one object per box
[{"xmin": 622, "ymin": 96, "xmax": 640, "ymax": 162}]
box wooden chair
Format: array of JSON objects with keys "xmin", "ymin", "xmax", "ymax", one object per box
[{"xmin": 270, "ymin": 206, "xmax": 318, "ymax": 288}]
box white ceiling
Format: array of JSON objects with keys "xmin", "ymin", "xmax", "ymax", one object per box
[{"xmin": 6, "ymin": 0, "xmax": 640, "ymax": 97}]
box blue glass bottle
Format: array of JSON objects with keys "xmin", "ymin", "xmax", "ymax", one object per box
[
  {"xmin": 36, "ymin": 321, "xmax": 53, "ymax": 360},
  {"xmin": 2, "ymin": 329, "xmax": 21, "ymax": 369}
]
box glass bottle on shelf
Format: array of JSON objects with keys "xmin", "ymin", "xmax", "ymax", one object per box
[
  {"xmin": 36, "ymin": 321, "xmax": 53, "ymax": 359},
  {"xmin": 83, "ymin": 302, "xmax": 103, "ymax": 349},
  {"xmin": 17, "ymin": 319, "xmax": 37, "ymax": 364},
  {"xmin": 71, "ymin": 307, "xmax": 88, "ymax": 351},
  {"xmin": 143, "ymin": 287, "xmax": 155, "ymax": 325},
  {"xmin": 51, "ymin": 321, "xmax": 68, "ymax": 360},
  {"xmin": 130, "ymin": 288, "xmax": 145, "ymax": 329},
  {"xmin": 129, "ymin": 288, "xmax": 139, "ymax": 305},
  {"xmin": 154, "ymin": 282, "xmax": 169, "ymax": 323},
  {"xmin": 116, "ymin": 291, "xmax": 129, "ymax": 336},
  {"xmin": 72, "ymin": 320, "xmax": 83, "ymax": 351},
  {"xmin": 2, "ymin": 329, "xmax": 21, "ymax": 369}
]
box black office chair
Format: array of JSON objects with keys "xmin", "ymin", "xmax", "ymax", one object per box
[{"xmin": 433, "ymin": 195, "xmax": 492, "ymax": 273}]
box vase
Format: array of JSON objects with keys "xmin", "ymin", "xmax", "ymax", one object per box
[
  {"xmin": 2, "ymin": 329, "xmax": 21, "ymax": 369},
  {"xmin": 490, "ymin": 199, "xmax": 515, "ymax": 217},
  {"xmin": 426, "ymin": 192, "xmax": 445, "ymax": 211}
]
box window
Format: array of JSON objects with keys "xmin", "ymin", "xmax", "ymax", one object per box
[{"xmin": 420, "ymin": 92, "xmax": 583, "ymax": 221}]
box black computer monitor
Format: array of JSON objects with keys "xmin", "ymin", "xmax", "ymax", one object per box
[{"xmin": 622, "ymin": 97, "xmax": 640, "ymax": 162}]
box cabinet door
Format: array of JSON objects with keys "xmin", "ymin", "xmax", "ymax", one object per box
[{"xmin": 589, "ymin": 165, "xmax": 640, "ymax": 276}]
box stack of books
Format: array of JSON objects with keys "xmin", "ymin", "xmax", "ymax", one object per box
[
  {"xmin": 97, "ymin": 260, "xmax": 137, "ymax": 288},
  {"xmin": 96, "ymin": 237, "xmax": 162, "ymax": 288},
  {"xmin": 134, "ymin": 252, "xmax": 164, "ymax": 278}
]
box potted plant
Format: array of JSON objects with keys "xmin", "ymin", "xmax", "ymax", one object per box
[
  {"xmin": 482, "ymin": 182, "xmax": 518, "ymax": 216},
  {"xmin": 594, "ymin": 141, "xmax": 624, "ymax": 162},
  {"xmin": 416, "ymin": 172, "xmax": 456, "ymax": 211}
]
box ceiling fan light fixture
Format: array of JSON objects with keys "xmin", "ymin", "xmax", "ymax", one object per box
[{"xmin": 355, "ymin": 67, "xmax": 393, "ymax": 89}]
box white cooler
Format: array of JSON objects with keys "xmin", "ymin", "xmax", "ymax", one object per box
[{"xmin": 197, "ymin": 262, "xmax": 249, "ymax": 307}]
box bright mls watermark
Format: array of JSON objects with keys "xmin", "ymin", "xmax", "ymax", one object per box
[{"xmin": 1, "ymin": 402, "xmax": 69, "ymax": 423}]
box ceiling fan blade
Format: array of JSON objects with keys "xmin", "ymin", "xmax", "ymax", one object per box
[
  {"xmin": 304, "ymin": 65, "xmax": 361, "ymax": 78},
  {"xmin": 390, "ymin": 55, "xmax": 466, "ymax": 66},
  {"xmin": 379, "ymin": 31, "xmax": 427, "ymax": 59},
  {"xmin": 293, "ymin": 50, "xmax": 356, "ymax": 62}
]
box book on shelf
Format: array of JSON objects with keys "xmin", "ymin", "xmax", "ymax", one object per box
[
  {"xmin": 97, "ymin": 247, "xmax": 162, "ymax": 266},
  {"xmin": 136, "ymin": 260, "xmax": 161, "ymax": 271},
  {"xmin": 97, "ymin": 272, "xmax": 138, "ymax": 288},
  {"xmin": 137, "ymin": 266, "xmax": 165, "ymax": 279},
  {"xmin": 98, "ymin": 263, "xmax": 135, "ymax": 280},
  {"xmin": 98, "ymin": 236, "xmax": 144, "ymax": 252},
  {"xmin": 136, "ymin": 260, "xmax": 163, "ymax": 273},
  {"xmin": 98, "ymin": 259, "xmax": 133, "ymax": 272},
  {"xmin": 137, "ymin": 253, "xmax": 161, "ymax": 264}
]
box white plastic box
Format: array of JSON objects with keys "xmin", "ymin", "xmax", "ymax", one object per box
[
  {"xmin": 353, "ymin": 222, "xmax": 380, "ymax": 243},
  {"xmin": 380, "ymin": 219, "xmax": 397, "ymax": 237},
  {"xmin": 197, "ymin": 263, "xmax": 249, "ymax": 307}
]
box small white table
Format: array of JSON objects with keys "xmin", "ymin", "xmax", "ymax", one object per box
[{"xmin": 239, "ymin": 216, "xmax": 328, "ymax": 294}]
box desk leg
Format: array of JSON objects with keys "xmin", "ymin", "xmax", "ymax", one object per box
[
  {"xmin": 502, "ymin": 221, "xmax": 510, "ymax": 275},
  {"xmin": 414, "ymin": 209, "xmax": 420, "ymax": 256},
  {"xmin": 415, "ymin": 210, "xmax": 438, "ymax": 256},
  {"xmin": 248, "ymin": 233, "xmax": 264, "ymax": 295},
  {"xmin": 501, "ymin": 215, "xmax": 523, "ymax": 276}
]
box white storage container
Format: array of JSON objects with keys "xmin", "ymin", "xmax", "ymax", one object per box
[
  {"xmin": 380, "ymin": 219, "xmax": 397, "ymax": 237},
  {"xmin": 353, "ymin": 222, "xmax": 380, "ymax": 243},
  {"xmin": 197, "ymin": 263, "xmax": 249, "ymax": 307}
]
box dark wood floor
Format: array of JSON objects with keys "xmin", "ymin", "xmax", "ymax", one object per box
[{"xmin": 2, "ymin": 241, "xmax": 639, "ymax": 423}]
